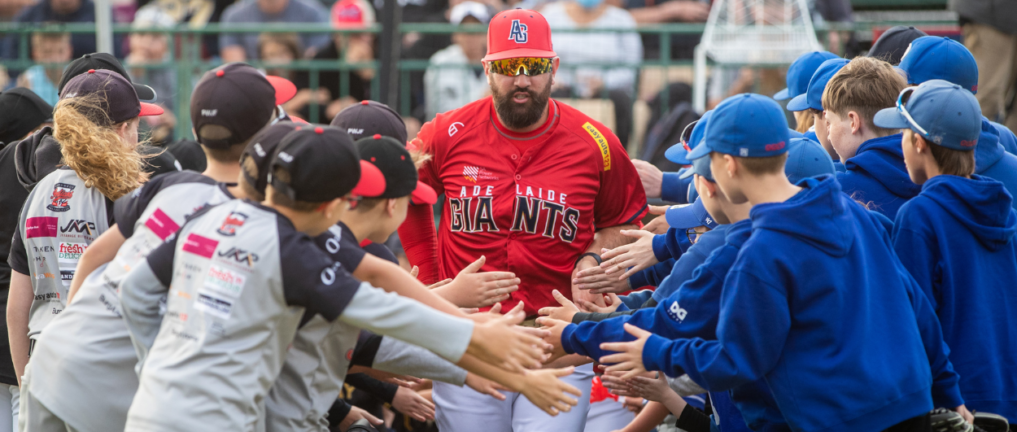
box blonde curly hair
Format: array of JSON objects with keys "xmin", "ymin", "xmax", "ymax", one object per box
[{"xmin": 53, "ymin": 95, "xmax": 149, "ymax": 201}]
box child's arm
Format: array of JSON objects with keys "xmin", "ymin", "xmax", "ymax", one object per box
[
  {"xmin": 119, "ymin": 236, "xmax": 178, "ymax": 364},
  {"xmin": 68, "ymin": 226, "xmax": 125, "ymax": 302},
  {"xmin": 352, "ymin": 254, "xmax": 469, "ymax": 317},
  {"xmin": 7, "ymin": 270, "xmax": 32, "ymax": 386},
  {"xmin": 616, "ymin": 401, "xmax": 670, "ymax": 432}
]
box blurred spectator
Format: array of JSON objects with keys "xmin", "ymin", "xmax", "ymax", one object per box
[
  {"xmin": 0, "ymin": 0, "xmax": 36, "ymax": 20},
  {"xmin": 15, "ymin": 32, "xmax": 71, "ymax": 106},
  {"xmin": 867, "ymin": 25, "xmax": 926, "ymax": 66},
  {"xmin": 1, "ymin": 0, "xmax": 96, "ymax": 63},
  {"xmin": 544, "ymin": 0, "xmax": 640, "ymax": 144},
  {"xmin": 423, "ymin": 1, "xmax": 489, "ymax": 119},
  {"xmin": 148, "ymin": 0, "xmax": 220, "ymax": 58},
  {"xmin": 219, "ymin": 0, "xmax": 329, "ymax": 62},
  {"xmin": 126, "ymin": 5, "xmax": 178, "ymax": 144},
  {"xmin": 810, "ymin": 0, "xmax": 854, "ymax": 55},
  {"xmin": 620, "ymin": 0, "xmax": 707, "ymax": 60},
  {"xmin": 291, "ymin": 0, "xmax": 376, "ymax": 122},
  {"xmin": 258, "ymin": 32, "xmax": 301, "ymax": 79},
  {"xmin": 951, "ymin": 0, "xmax": 1017, "ymax": 131}
]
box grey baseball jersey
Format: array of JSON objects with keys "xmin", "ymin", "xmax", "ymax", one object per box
[
  {"xmin": 9, "ymin": 168, "xmax": 112, "ymax": 345},
  {"xmin": 25, "ymin": 172, "xmax": 232, "ymax": 432},
  {"xmin": 264, "ymin": 222, "xmax": 472, "ymax": 432},
  {"xmin": 121, "ymin": 200, "xmax": 473, "ymax": 431}
]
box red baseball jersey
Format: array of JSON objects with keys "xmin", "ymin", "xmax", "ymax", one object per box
[{"xmin": 412, "ymin": 97, "xmax": 648, "ymax": 315}]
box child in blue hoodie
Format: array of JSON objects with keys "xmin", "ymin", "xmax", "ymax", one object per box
[
  {"xmin": 785, "ymin": 58, "xmax": 849, "ymax": 170},
  {"xmin": 585, "ymin": 93, "xmax": 944, "ymax": 432},
  {"xmin": 773, "ymin": 51, "xmax": 839, "ymax": 144},
  {"xmin": 822, "ymin": 56, "xmax": 919, "ymax": 219},
  {"xmin": 895, "ymin": 36, "xmax": 1017, "ymax": 210},
  {"xmin": 875, "ymin": 80, "xmax": 1017, "ymax": 425}
]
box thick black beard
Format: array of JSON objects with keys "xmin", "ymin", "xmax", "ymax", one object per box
[{"xmin": 491, "ymin": 82, "xmax": 552, "ymax": 130}]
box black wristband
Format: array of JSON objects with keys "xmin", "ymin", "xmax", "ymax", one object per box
[{"xmin": 574, "ymin": 252, "xmax": 602, "ymax": 268}]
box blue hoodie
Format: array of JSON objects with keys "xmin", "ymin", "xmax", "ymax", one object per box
[
  {"xmin": 628, "ymin": 259, "xmax": 674, "ymax": 289},
  {"xmin": 836, "ymin": 134, "xmax": 922, "ymax": 219},
  {"xmin": 650, "ymin": 226, "xmax": 729, "ymax": 302},
  {"xmin": 989, "ymin": 119, "xmax": 1017, "ymax": 155},
  {"xmin": 639, "ymin": 176, "xmax": 934, "ymax": 432},
  {"xmin": 562, "ymin": 220, "xmax": 790, "ymax": 432},
  {"xmin": 662, "ymin": 168, "xmax": 696, "ymax": 204},
  {"xmin": 975, "ymin": 119, "xmax": 1017, "ymax": 211},
  {"xmin": 892, "ymin": 174, "xmax": 1017, "ymax": 422}
]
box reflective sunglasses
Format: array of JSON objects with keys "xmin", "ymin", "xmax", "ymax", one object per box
[
  {"xmin": 487, "ymin": 57, "xmax": 554, "ymax": 77},
  {"xmin": 680, "ymin": 120, "xmax": 698, "ymax": 151},
  {"xmin": 896, "ymin": 86, "xmax": 929, "ymax": 136}
]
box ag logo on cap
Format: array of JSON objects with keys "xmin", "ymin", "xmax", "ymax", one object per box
[{"xmin": 508, "ymin": 19, "xmax": 528, "ymax": 43}]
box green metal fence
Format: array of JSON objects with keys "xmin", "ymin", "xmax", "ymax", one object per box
[{"xmin": 0, "ymin": 19, "xmax": 955, "ymax": 143}]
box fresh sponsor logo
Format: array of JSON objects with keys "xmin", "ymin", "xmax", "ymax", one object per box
[
  {"xmin": 182, "ymin": 233, "xmax": 218, "ymax": 258},
  {"xmin": 60, "ymin": 219, "xmax": 96, "ymax": 235},
  {"xmin": 145, "ymin": 208, "xmax": 181, "ymax": 241},
  {"xmin": 217, "ymin": 247, "xmax": 258, "ymax": 267},
  {"xmin": 508, "ymin": 19, "xmax": 528, "ymax": 43},
  {"xmin": 25, "ymin": 217, "xmax": 59, "ymax": 238},
  {"xmin": 667, "ymin": 301, "xmax": 687, "ymax": 322},
  {"xmin": 217, "ymin": 212, "xmax": 248, "ymax": 237},
  {"xmin": 582, "ymin": 122, "xmax": 611, "ymax": 171},
  {"xmin": 47, "ymin": 183, "xmax": 75, "ymax": 212},
  {"xmin": 58, "ymin": 243, "xmax": 88, "ymax": 260},
  {"xmin": 204, "ymin": 265, "xmax": 246, "ymax": 299}
]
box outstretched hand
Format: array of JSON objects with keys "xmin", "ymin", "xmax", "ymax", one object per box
[
  {"xmin": 535, "ymin": 316, "xmax": 571, "ymax": 364},
  {"xmin": 599, "ymin": 323, "xmax": 653, "ymax": 379},
  {"xmin": 517, "ymin": 367, "xmax": 583, "ymax": 416},
  {"xmin": 467, "ymin": 302, "xmax": 546, "ymax": 372},
  {"xmin": 435, "ymin": 256, "xmax": 520, "ymax": 308},
  {"xmin": 600, "ymin": 230, "xmax": 659, "ymax": 281},
  {"xmin": 538, "ymin": 290, "xmax": 581, "ymax": 322}
]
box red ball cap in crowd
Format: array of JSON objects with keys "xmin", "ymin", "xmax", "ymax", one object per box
[{"xmin": 483, "ymin": 9, "xmax": 556, "ymax": 62}]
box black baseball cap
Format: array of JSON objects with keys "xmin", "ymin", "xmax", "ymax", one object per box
[
  {"xmin": 241, "ymin": 121, "xmax": 302, "ymax": 194},
  {"xmin": 0, "ymin": 88, "xmax": 53, "ymax": 144},
  {"xmin": 357, "ymin": 134, "xmax": 437, "ymax": 205},
  {"xmin": 190, "ymin": 63, "xmax": 297, "ymax": 149},
  {"xmin": 61, "ymin": 69, "xmax": 164, "ymax": 126},
  {"xmin": 330, "ymin": 100, "xmax": 407, "ymax": 143},
  {"xmin": 269, "ymin": 125, "xmax": 386, "ymax": 202},
  {"xmin": 58, "ymin": 53, "xmax": 157, "ymax": 102},
  {"xmin": 868, "ymin": 26, "xmax": 928, "ymax": 66}
]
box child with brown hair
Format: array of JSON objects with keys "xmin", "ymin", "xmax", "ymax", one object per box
[
  {"xmin": 823, "ymin": 56, "xmax": 916, "ymax": 218},
  {"xmin": 877, "ymin": 79, "xmax": 1017, "ymax": 428}
]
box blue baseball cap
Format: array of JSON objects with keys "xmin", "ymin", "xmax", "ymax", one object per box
[
  {"xmin": 666, "ymin": 111, "xmax": 713, "ymax": 165},
  {"xmin": 665, "ymin": 199, "xmax": 718, "ymax": 230},
  {"xmin": 774, "ymin": 51, "xmax": 839, "ymax": 101},
  {"xmin": 688, "ymin": 93, "xmax": 791, "ymax": 160},
  {"xmin": 873, "ymin": 79, "xmax": 981, "ymax": 151},
  {"xmin": 898, "ymin": 36, "xmax": 978, "ymax": 94},
  {"xmin": 686, "ymin": 136, "xmax": 833, "ymax": 198},
  {"xmin": 786, "ymin": 58, "xmax": 850, "ymax": 112},
  {"xmin": 785, "ymin": 137, "xmax": 836, "ymax": 182}
]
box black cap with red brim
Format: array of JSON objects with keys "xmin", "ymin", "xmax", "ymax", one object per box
[
  {"xmin": 355, "ymin": 134, "xmax": 437, "ymax": 205},
  {"xmin": 270, "ymin": 125, "xmax": 386, "ymax": 202}
]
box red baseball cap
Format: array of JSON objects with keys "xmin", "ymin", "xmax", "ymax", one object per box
[
  {"xmin": 266, "ymin": 75, "xmax": 297, "ymax": 105},
  {"xmin": 482, "ymin": 9, "xmax": 556, "ymax": 62}
]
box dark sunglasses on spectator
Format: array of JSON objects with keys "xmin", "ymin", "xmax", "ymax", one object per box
[{"xmin": 487, "ymin": 57, "xmax": 554, "ymax": 77}]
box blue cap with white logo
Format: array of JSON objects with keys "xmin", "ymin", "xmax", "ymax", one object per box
[
  {"xmin": 687, "ymin": 93, "xmax": 791, "ymax": 160},
  {"xmin": 667, "ymin": 111, "xmax": 713, "ymax": 166},
  {"xmin": 873, "ymin": 79, "xmax": 981, "ymax": 151},
  {"xmin": 774, "ymin": 51, "xmax": 840, "ymax": 101},
  {"xmin": 665, "ymin": 199, "xmax": 718, "ymax": 230},
  {"xmin": 786, "ymin": 58, "xmax": 850, "ymax": 112},
  {"xmin": 898, "ymin": 37, "xmax": 978, "ymax": 94}
]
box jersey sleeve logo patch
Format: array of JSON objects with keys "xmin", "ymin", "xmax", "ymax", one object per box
[
  {"xmin": 582, "ymin": 122, "xmax": 611, "ymax": 171},
  {"xmin": 508, "ymin": 20, "xmax": 528, "ymax": 43},
  {"xmin": 667, "ymin": 301, "xmax": 687, "ymax": 322},
  {"xmin": 47, "ymin": 183, "xmax": 76, "ymax": 212}
]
